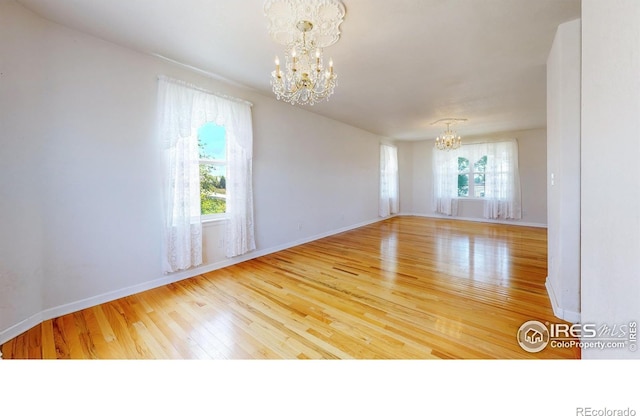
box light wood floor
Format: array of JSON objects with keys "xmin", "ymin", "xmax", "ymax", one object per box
[{"xmin": 1, "ymin": 216, "xmax": 580, "ymax": 359}]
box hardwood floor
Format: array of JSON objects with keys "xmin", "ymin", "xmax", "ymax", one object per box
[{"xmin": 0, "ymin": 216, "xmax": 580, "ymax": 359}]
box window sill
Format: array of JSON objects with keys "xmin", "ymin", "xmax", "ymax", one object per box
[
  {"xmin": 202, "ymin": 216, "xmax": 229, "ymax": 227},
  {"xmin": 457, "ymin": 197, "xmax": 485, "ymax": 202}
]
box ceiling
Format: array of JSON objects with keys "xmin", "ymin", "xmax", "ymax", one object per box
[{"xmin": 15, "ymin": 0, "xmax": 581, "ymax": 140}]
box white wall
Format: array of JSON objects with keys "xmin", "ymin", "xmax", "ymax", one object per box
[
  {"xmin": 0, "ymin": 1, "xmax": 389, "ymax": 343},
  {"xmin": 399, "ymin": 128, "xmax": 548, "ymax": 226},
  {"xmin": 0, "ymin": 1, "xmax": 47, "ymax": 338},
  {"xmin": 581, "ymin": 0, "xmax": 640, "ymax": 359},
  {"xmin": 546, "ymin": 19, "xmax": 581, "ymax": 323}
]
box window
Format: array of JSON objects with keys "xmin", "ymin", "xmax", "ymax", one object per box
[
  {"xmin": 433, "ymin": 139, "xmax": 521, "ymax": 219},
  {"xmin": 198, "ymin": 122, "xmax": 227, "ymax": 218},
  {"xmin": 458, "ymin": 155, "xmax": 487, "ymax": 198},
  {"xmin": 379, "ymin": 144, "xmax": 399, "ymax": 217},
  {"xmin": 158, "ymin": 76, "xmax": 255, "ymax": 273}
]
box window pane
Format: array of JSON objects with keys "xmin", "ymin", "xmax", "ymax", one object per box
[
  {"xmin": 198, "ymin": 123, "xmax": 226, "ymax": 160},
  {"xmin": 458, "ymin": 173, "xmax": 469, "ymax": 197},
  {"xmin": 474, "ymin": 173, "xmax": 485, "ymax": 197},
  {"xmin": 458, "ymin": 157, "xmax": 469, "ymax": 173},
  {"xmin": 474, "ymin": 156, "xmax": 487, "ymax": 172},
  {"xmin": 200, "ymin": 164, "xmax": 227, "ymax": 214}
]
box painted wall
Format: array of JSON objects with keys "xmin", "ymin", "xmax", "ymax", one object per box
[
  {"xmin": 399, "ymin": 128, "xmax": 548, "ymax": 227},
  {"xmin": 546, "ymin": 19, "xmax": 581, "ymax": 323},
  {"xmin": 581, "ymin": 0, "xmax": 640, "ymax": 359},
  {"xmin": 0, "ymin": 1, "xmax": 47, "ymax": 339},
  {"xmin": 0, "ymin": 1, "xmax": 388, "ymax": 343}
]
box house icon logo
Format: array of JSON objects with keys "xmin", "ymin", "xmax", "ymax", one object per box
[{"xmin": 517, "ymin": 321, "xmax": 549, "ymax": 353}]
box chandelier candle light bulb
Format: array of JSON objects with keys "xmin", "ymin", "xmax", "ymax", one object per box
[{"xmin": 292, "ymin": 49, "xmax": 297, "ymax": 71}]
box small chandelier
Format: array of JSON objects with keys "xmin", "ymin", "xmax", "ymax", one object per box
[
  {"xmin": 433, "ymin": 118, "xmax": 467, "ymax": 151},
  {"xmin": 264, "ymin": 0, "xmax": 345, "ymax": 106}
]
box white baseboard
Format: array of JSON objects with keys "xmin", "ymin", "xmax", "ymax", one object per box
[
  {"xmin": 0, "ymin": 313, "xmax": 44, "ymax": 351},
  {"xmin": 545, "ymin": 276, "xmax": 581, "ymax": 323},
  {"xmin": 400, "ymin": 212, "xmax": 547, "ymax": 228},
  {"xmin": 0, "ymin": 216, "xmax": 388, "ymax": 346}
]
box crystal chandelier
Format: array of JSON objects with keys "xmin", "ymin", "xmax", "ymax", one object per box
[
  {"xmin": 433, "ymin": 118, "xmax": 467, "ymax": 151},
  {"xmin": 264, "ymin": 0, "xmax": 346, "ymax": 106}
]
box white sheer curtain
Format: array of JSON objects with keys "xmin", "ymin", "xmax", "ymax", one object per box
[
  {"xmin": 379, "ymin": 144, "xmax": 399, "ymax": 217},
  {"xmin": 223, "ymin": 103, "xmax": 256, "ymax": 258},
  {"xmin": 482, "ymin": 139, "xmax": 521, "ymax": 219},
  {"xmin": 158, "ymin": 78, "xmax": 202, "ymax": 273},
  {"xmin": 158, "ymin": 76, "xmax": 255, "ymax": 273},
  {"xmin": 432, "ymin": 147, "xmax": 460, "ymax": 216},
  {"xmin": 432, "ymin": 140, "xmax": 521, "ymax": 219}
]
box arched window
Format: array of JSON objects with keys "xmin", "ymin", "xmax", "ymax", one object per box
[{"xmin": 158, "ymin": 76, "xmax": 255, "ymax": 273}]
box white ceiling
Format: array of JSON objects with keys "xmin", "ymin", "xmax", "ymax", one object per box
[{"xmin": 15, "ymin": 0, "xmax": 581, "ymax": 140}]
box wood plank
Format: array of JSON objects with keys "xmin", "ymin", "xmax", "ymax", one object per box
[{"xmin": 41, "ymin": 320, "xmax": 58, "ymax": 359}]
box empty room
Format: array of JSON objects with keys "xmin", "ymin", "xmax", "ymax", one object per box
[{"xmin": 1, "ymin": 0, "xmax": 638, "ymax": 370}]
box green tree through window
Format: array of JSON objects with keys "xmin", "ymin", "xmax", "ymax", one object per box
[
  {"xmin": 473, "ymin": 155, "xmax": 487, "ymax": 197},
  {"xmin": 458, "ymin": 155, "xmax": 487, "ymax": 197},
  {"xmin": 458, "ymin": 157, "xmax": 470, "ymax": 197},
  {"xmin": 198, "ymin": 123, "xmax": 227, "ymax": 216}
]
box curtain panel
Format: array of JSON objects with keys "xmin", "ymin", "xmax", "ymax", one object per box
[
  {"xmin": 379, "ymin": 144, "xmax": 399, "ymax": 217},
  {"xmin": 431, "ymin": 139, "xmax": 521, "ymax": 220},
  {"xmin": 432, "ymin": 147, "xmax": 461, "ymax": 216},
  {"xmin": 482, "ymin": 139, "xmax": 522, "ymax": 220},
  {"xmin": 158, "ymin": 76, "xmax": 255, "ymax": 273}
]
